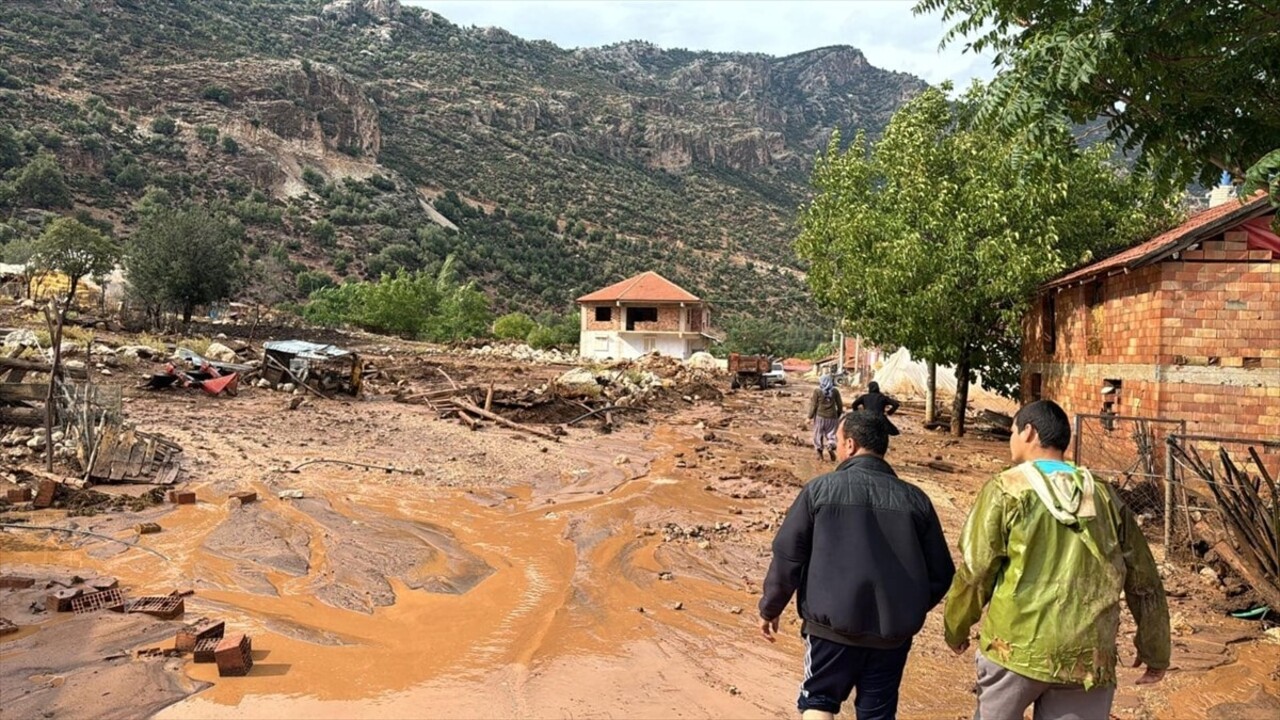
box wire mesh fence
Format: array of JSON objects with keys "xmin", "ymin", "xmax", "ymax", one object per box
[{"xmin": 1073, "ymin": 414, "xmax": 1186, "ymax": 545}]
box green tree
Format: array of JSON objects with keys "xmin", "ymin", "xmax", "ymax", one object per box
[
  {"xmin": 221, "ymin": 136, "xmax": 239, "ymax": 155},
  {"xmin": 15, "ymin": 154, "xmax": 72, "ymax": 208},
  {"xmin": 493, "ymin": 312, "xmax": 537, "ymax": 341},
  {"xmin": 296, "ymin": 269, "xmax": 335, "ymax": 296},
  {"xmin": 796, "ymin": 86, "xmax": 1176, "ymax": 435},
  {"xmin": 0, "ymin": 124, "xmax": 21, "ymax": 170},
  {"xmin": 916, "ymin": 0, "xmax": 1280, "ymax": 199},
  {"xmin": 150, "ymin": 116, "xmax": 177, "ymax": 136},
  {"xmin": 33, "ymin": 217, "xmax": 119, "ymax": 303},
  {"xmin": 126, "ymin": 207, "xmax": 244, "ymax": 325}
]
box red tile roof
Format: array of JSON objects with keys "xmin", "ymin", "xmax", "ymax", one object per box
[
  {"xmin": 577, "ymin": 271, "xmax": 701, "ymax": 303},
  {"xmin": 1044, "ymin": 192, "xmax": 1273, "ymax": 289}
]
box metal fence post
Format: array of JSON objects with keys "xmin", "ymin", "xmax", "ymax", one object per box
[
  {"xmin": 1073, "ymin": 414, "xmax": 1082, "ymax": 466},
  {"xmin": 1164, "ymin": 436, "xmax": 1176, "ymax": 550}
]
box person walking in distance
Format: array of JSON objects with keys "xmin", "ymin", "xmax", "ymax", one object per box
[
  {"xmin": 761, "ymin": 411, "xmax": 955, "ymax": 720},
  {"xmin": 944, "ymin": 399, "xmax": 1170, "ymax": 720},
  {"xmin": 851, "ymin": 381, "xmax": 901, "ymax": 435},
  {"xmin": 808, "ymin": 373, "xmax": 844, "ymax": 461}
]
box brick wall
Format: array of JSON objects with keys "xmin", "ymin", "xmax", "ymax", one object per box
[
  {"xmin": 624, "ymin": 304, "xmax": 686, "ymax": 332},
  {"xmin": 1023, "ymin": 255, "xmax": 1279, "ymax": 442},
  {"xmin": 582, "ymin": 304, "xmax": 619, "ymax": 331}
]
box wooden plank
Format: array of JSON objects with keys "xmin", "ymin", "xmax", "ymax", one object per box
[
  {"xmin": 0, "ymin": 357, "xmax": 86, "ymax": 379},
  {"xmin": 0, "ymin": 406, "xmax": 43, "ymax": 426},
  {"xmin": 0, "ymin": 383, "xmax": 49, "ymax": 402}
]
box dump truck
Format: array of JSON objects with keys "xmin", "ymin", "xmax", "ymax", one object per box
[{"xmin": 728, "ymin": 353, "xmax": 772, "ymax": 390}]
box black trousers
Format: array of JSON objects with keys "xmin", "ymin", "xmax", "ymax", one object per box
[{"xmin": 798, "ymin": 634, "xmax": 912, "ymax": 719}]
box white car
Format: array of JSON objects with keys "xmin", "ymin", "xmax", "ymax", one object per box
[{"xmin": 762, "ymin": 362, "xmax": 787, "ymax": 387}]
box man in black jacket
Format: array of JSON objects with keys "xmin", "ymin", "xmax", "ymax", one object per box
[{"xmin": 760, "ymin": 411, "xmax": 955, "ymax": 720}]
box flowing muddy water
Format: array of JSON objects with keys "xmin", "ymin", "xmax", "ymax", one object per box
[{"xmin": 4, "ymin": 389, "xmax": 1278, "ymax": 718}]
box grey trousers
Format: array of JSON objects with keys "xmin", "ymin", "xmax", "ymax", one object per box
[
  {"xmin": 974, "ymin": 652, "xmax": 1115, "ymax": 720},
  {"xmin": 813, "ymin": 416, "xmax": 839, "ymax": 451}
]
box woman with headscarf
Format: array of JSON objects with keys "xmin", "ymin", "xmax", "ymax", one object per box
[
  {"xmin": 852, "ymin": 381, "xmax": 901, "ymax": 435},
  {"xmin": 808, "ymin": 373, "xmax": 844, "ymax": 461}
]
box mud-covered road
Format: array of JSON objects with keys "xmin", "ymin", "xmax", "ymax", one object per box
[{"xmin": 2, "ymin": 362, "xmax": 1277, "ymax": 719}]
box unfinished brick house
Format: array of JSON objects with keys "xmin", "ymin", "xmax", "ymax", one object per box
[
  {"xmin": 577, "ymin": 271, "xmax": 712, "ymax": 360},
  {"xmin": 1022, "ymin": 193, "xmax": 1279, "ymax": 439}
]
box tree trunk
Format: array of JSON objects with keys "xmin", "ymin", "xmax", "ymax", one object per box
[
  {"xmin": 66, "ymin": 276, "xmax": 79, "ymax": 307},
  {"xmin": 182, "ymin": 303, "xmax": 193, "ymax": 326},
  {"xmin": 925, "ymin": 360, "xmax": 937, "ymax": 424},
  {"xmin": 951, "ymin": 350, "xmax": 971, "ymax": 437}
]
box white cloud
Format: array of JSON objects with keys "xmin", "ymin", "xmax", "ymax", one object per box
[{"xmin": 406, "ymin": 0, "xmax": 998, "ymax": 87}]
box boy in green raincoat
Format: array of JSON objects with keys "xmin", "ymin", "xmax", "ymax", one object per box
[{"xmin": 944, "ymin": 400, "xmax": 1170, "ymax": 719}]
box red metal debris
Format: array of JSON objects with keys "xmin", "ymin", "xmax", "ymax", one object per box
[
  {"xmin": 71, "ymin": 588, "xmax": 126, "ymax": 614},
  {"xmin": 229, "ymin": 491, "xmax": 257, "ymax": 505},
  {"xmin": 33, "ymin": 479, "xmax": 57, "ymax": 508},
  {"xmin": 6, "ymin": 487, "xmax": 31, "ymax": 503},
  {"xmin": 0, "ymin": 617, "xmax": 18, "ymax": 636},
  {"xmin": 175, "ymin": 617, "xmax": 225, "ymax": 652},
  {"xmin": 127, "ymin": 595, "xmax": 185, "ymax": 620},
  {"xmin": 0, "ymin": 575, "xmax": 36, "ymax": 589},
  {"xmin": 215, "ymin": 633, "xmax": 253, "ymax": 676},
  {"xmin": 46, "ymin": 587, "xmax": 84, "ymax": 612},
  {"xmin": 166, "ymin": 490, "xmax": 196, "ymax": 505},
  {"xmin": 193, "ymin": 635, "xmax": 220, "ymax": 663}
]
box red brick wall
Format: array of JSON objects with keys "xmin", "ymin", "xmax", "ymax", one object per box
[
  {"xmin": 582, "ymin": 304, "xmax": 619, "ymax": 331},
  {"xmin": 1023, "ymin": 256, "xmax": 1279, "ymax": 441}
]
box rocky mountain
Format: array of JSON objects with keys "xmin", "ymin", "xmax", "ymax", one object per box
[{"xmin": 0, "ymin": 0, "xmax": 926, "ymax": 327}]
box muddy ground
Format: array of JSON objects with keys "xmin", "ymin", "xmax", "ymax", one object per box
[{"xmin": 1, "ymin": 331, "xmax": 1278, "ymax": 719}]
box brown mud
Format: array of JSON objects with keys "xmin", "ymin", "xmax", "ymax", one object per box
[{"xmin": 2, "ymin": 367, "xmax": 1277, "ymax": 719}]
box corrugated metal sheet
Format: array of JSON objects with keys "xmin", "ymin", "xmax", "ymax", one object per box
[{"xmin": 262, "ymin": 340, "xmax": 352, "ymax": 360}]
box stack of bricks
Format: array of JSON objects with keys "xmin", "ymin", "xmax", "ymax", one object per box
[{"xmin": 214, "ymin": 633, "xmax": 253, "ymax": 676}]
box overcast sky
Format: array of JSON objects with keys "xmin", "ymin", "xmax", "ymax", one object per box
[{"xmin": 407, "ymin": 1, "xmax": 998, "ymax": 87}]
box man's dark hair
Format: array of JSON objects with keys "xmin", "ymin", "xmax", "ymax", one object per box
[
  {"xmin": 867, "ymin": 381, "xmax": 881, "ymax": 393},
  {"xmin": 841, "ymin": 410, "xmax": 890, "ymax": 455},
  {"xmin": 1013, "ymin": 400, "xmax": 1072, "ymax": 451}
]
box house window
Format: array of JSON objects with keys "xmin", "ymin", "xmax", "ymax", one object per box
[
  {"xmin": 627, "ymin": 306, "xmax": 658, "ymax": 330},
  {"xmin": 594, "ymin": 306, "xmax": 612, "ymax": 322},
  {"xmin": 1029, "ymin": 373, "xmax": 1043, "ymax": 401},
  {"xmin": 1088, "ymin": 281, "xmax": 1105, "ymax": 308},
  {"xmin": 1042, "ymin": 294, "xmax": 1056, "ymax": 355},
  {"xmin": 1101, "ymin": 379, "xmax": 1122, "ymax": 430},
  {"xmin": 643, "ymin": 336, "xmax": 657, "ymax": 353}
]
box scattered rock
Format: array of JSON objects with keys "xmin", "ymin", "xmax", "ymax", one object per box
[
  {"xmin": 729, "ymin": 606, "xmax": 744, "ymax": 615},
  {"xmin": 658, "ymin": 571, "xmax": 674, "ymax": 581},
  {"xmin": 672, "ymin": 602, "xmax": 684, "ymax": 611}
]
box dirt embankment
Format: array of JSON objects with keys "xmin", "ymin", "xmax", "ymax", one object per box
[{"xmin": 3, "ymin": 342, "xmax": 1278, "ymax": 718}]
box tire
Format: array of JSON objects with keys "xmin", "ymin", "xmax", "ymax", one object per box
[{"xmin": 731, "ymin": 377, "xmax": 741, "ymax": 390}]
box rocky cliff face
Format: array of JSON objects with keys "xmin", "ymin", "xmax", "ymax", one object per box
[{"xmin": 0, "ymin": 0, "xmax": 927, "ymax": 324}]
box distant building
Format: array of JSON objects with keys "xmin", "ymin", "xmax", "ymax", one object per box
[
  {"xmin": 577, "ymin": 271, "xmax": 712, "ymax": 360},
  {"xmin": 1022, "ymin": 192, "xmax": 1278, "ymax": 438}
]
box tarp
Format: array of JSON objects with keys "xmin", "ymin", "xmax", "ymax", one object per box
[{"xmin": 871, "ymin": 348, "xmax": 1017, "ymax": 415}]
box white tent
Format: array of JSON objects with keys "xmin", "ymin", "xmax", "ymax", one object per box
[{"xmin": 871, "ymin": 347, "xmax": 1017, "ymax": 415}]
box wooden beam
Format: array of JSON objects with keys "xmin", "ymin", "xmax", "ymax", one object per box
[{"xmin": 453, "ymin": 399, "xmax": 560, "ymax": 441}]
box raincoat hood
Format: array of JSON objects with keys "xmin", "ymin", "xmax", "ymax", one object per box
[{"xmin": 1019, "ymin": 463, "xmax": 1097, "ymax": 526}]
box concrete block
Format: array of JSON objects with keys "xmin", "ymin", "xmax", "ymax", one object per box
[
  {"xmin": 0, "ymin": 575, "xmax": 36, "ymax": 589},
  {"xmin": 166, "ymin": 490, "xmax": 196, "ymax": 505}
]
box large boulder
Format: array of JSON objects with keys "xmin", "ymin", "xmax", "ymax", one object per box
[{"xmin": 204, "ymin": 342, "xmax": 241, "ymax": 363}]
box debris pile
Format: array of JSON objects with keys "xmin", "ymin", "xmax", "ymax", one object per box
[{"xmin": 467, "ymin": 343, "xmax": 580, "ymax": 364}]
